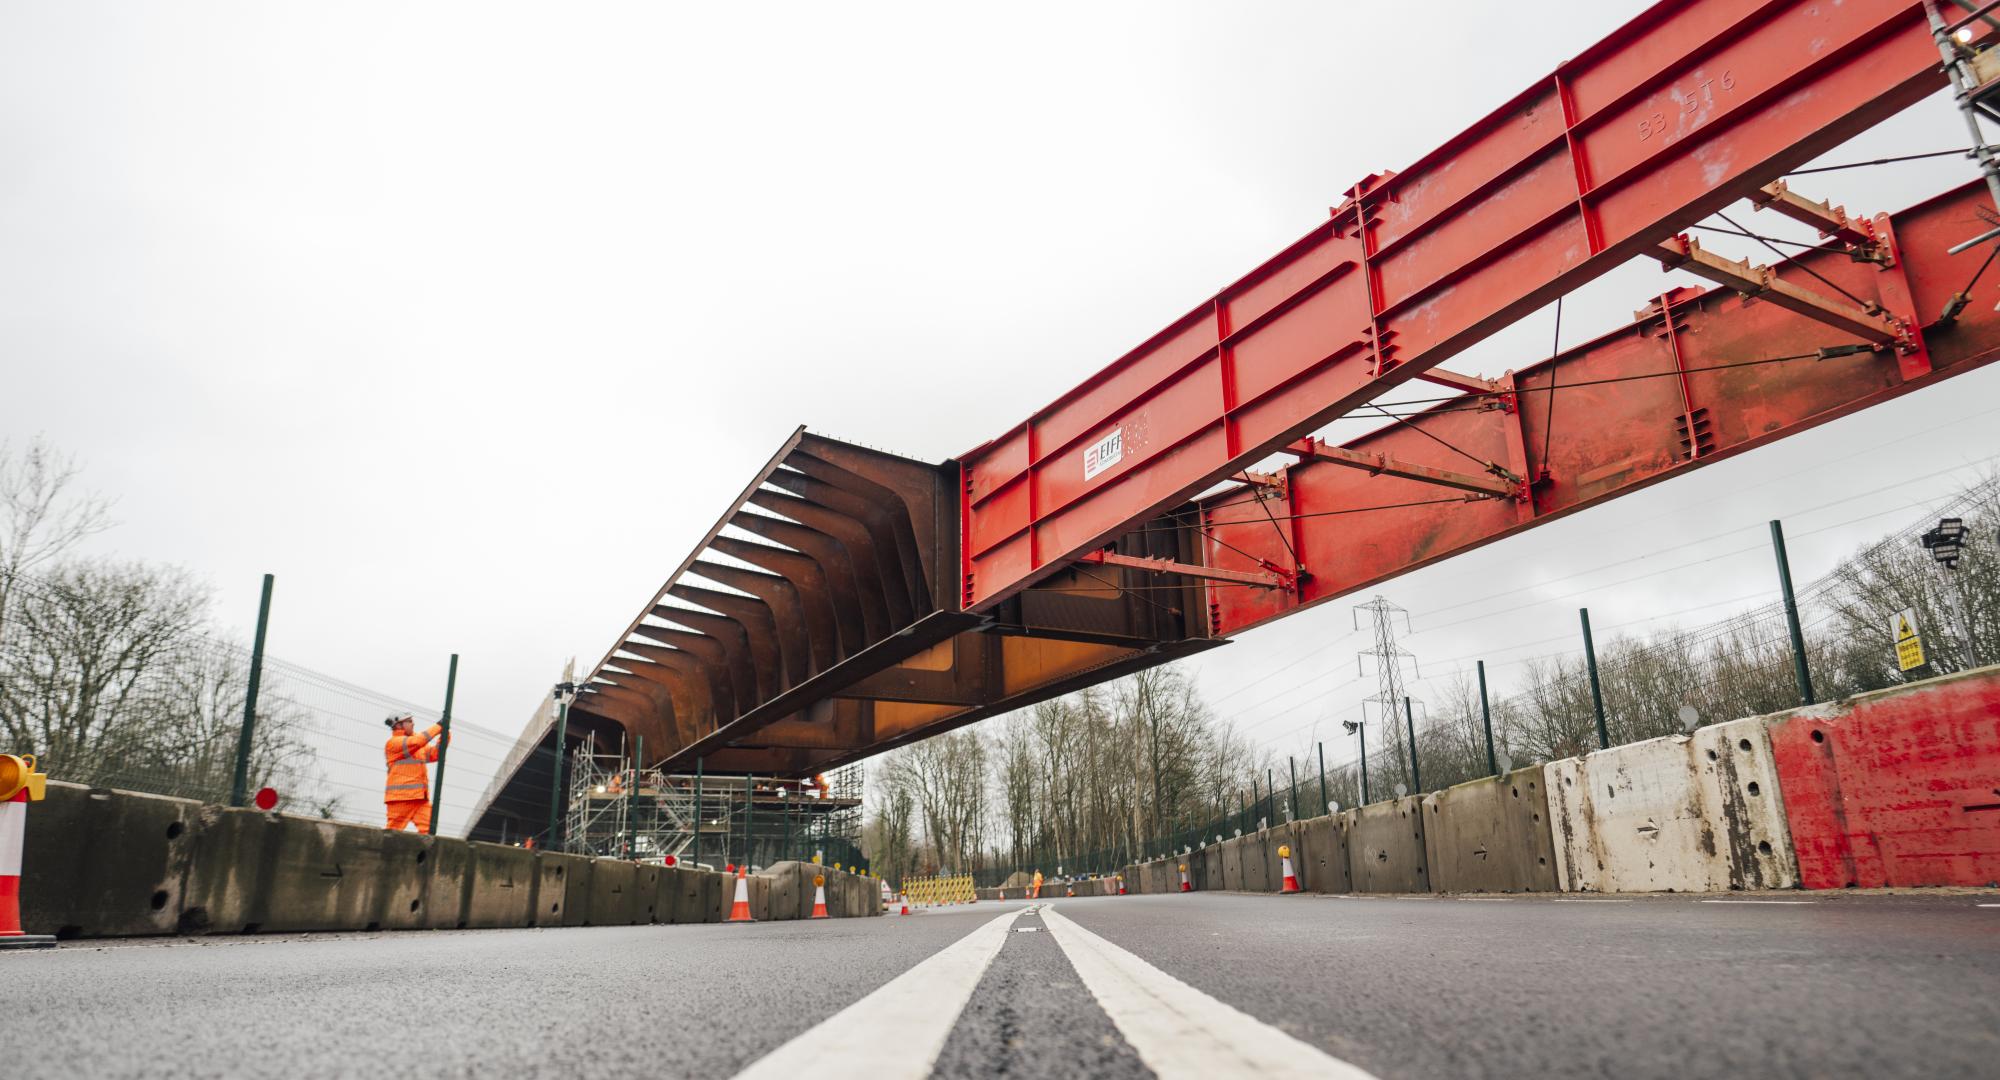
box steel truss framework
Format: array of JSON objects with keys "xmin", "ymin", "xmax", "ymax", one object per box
[
  {"xmin": 473, "ymin": 0, "xmax": 2000, "ymax": 833},
  {"xmin": 561, "ymin": 748, "xmax": 862, "ymax": 866}
]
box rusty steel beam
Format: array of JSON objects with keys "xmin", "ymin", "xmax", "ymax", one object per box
[
  {"xmin": 1079, "ymin": 548, "xmax": 1293, "ymax": 590},
  {"xmin": 1288, "ymin": 437, "xmax": 1518, "ymax": 498},
  {"xmin": 1650, "ymin": 234, "xmax": 1907, "ymax": 344},
  {"xmin": 1751, "ymin": 179, "xmax": 1882, "ymax": 247}
]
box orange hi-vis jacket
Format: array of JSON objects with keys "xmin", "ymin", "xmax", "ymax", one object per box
[{"xmin": 384, "ymin": 724, "xmax": 444, "ymax": 803}]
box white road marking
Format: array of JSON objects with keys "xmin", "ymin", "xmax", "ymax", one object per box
[
  {"xmin": 1553, "ymin": 898, "xmax": 1633, "ymax": 903},
  {"xmin": 731, "ymin": 907, "xmax": 1024, "ymax": 1080},
  {"xmin": 1699, "ymin": 900, "xmax": 1815, "ymax": 905},
  {"xmin": 1979, "ymin": 904, "xmax": 2000, "ymax": 908},
  {"xmin": 1039, "ymin": 906, "xmax": 1379, "ymax": 1080}
]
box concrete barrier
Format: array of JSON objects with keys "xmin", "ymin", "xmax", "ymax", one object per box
[
  {"xmin": 1199, "ymin": 844, "xmax": 1223, "ymax": 891},
  {"xmin": 530, "ymin": 851, "xmax": 585, "ymax": 926},
  {"xmin": 1240, "ymin": 830, "xmax": 1271, "ymax": 891},
  {"xmin": 1209, "ymin": 846, "xmax": 1232, "ymax": 891},
  {"xmin": 175, "ymin": 806, "xmax": 276, "ymax": 933},
  {"xmin": 759, "ymin": 861, "xmax": 807, "ymax": 919},
  {"xmin": 1349, "ymin": 797, "xmax": 1429, "ymax": 893},
  {"xmin": 21, "ymin": 782, "xmax": 203, "ymax": 938},
  {"xmin": 1547, "ymin": 716, "xmax": 1796, "ymax": 893},
  {"xmin": 743, "ymin": 871, "xmax": 772, "ymax": 921},
  {"xmin": 463, "ymin": 841, "xmax": 538, "ymax": 928},
  {"xmin": 1182, "ymin": 848, "xmax": 1206, "ymax": 890},
  {"xmin": 658, "ymin": 865, "xmax": 713, "ymax": 923},
  {"xmin": 369, "ymin": 828, "xmax": 439, "ymax": 931},
  {"xmin": 1289, "ymin": 816, "xmax": 1344, "ymax": 894},
  {"xmin": 843, "ymin": 870, "xmax": 876, "ymax": 916},
  {"xmin": 189, "ymin": 812, "xmax": 442, "ymax": 933},
  {"xmin": 1422, "ymin": 766, "xmax": 1559, "ymax": 894},
  {"xmin": 421, "ymin": 838, "xmax": 473, "ymax": 929},
  {"xmin": 580, "ymin": 859, "xmax": 643, "ymax": 926},
  {"xmin": 1766, "ymin": 665, "xmax": 2000, "ymax": 889},
  {"xmin": 18, "ymin": 776, "xmax": 887, "ymax": 938}
]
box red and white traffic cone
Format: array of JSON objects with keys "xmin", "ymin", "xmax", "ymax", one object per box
[
  {"xmin": 898, "ymin": 893, "xmax": 911, "ymax": 916},
  {"xmin": 1, "ymin": 755, "xmax": 56, "ymax": 949},
  {"xmin": 810, "ymin": 874, "xmax": 829, "ymax": 919},
  {"xmin": 1178, "ymin": 863, "xmax": 1192, "ymax": 892},
  {"xmin": 1279, "ymin": 843, "xmax": 1302, "ymax": 894},
  {"xmin": 1117, "ymin": 875, "xmax": 1127, "ymax": 895},
  {"xmin": 726, "ymin": 866, "xmax": 756, "ymax": 923}
]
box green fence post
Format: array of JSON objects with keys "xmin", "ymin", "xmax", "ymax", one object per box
[
  {"xmin": 744, "ymin": 773, "xmax": 755, "ymax": 869},
  {"xmin": 229, "ymin": 574, "xmax": 274, "ymax": 807},
  {"xmin": 1403, "ymin": 695, "xmax": 1422, "ymax": 795},
  {"xmin": 1769, "ymin": 519, "xmax": 1817, "ymax": 706},
  {"xmin": 427, "ymin": 653, "xmax": 458, "ymax": 835},
  {"xmin": 625, "ymin": 733, "xmax": 641, "ymax": 858},
  {"xmin": 692, "ymin": 756, "xmax": 703, "ymax": 869},
  {"xmin": 1358, "ymin": 719, "xmax": 1369, "ymax": 805},
  {"xmin": 1477, "ymin": 659, "xmax": 1498, "ymax": 777},
  {"xmin": 1580, "ymin": 608, "xmax": 1610, "ymax": 749},
  {"xmin": 545, "ymin": 689, "xmax": 570, "ymax": 851},
  {"xmin": 1287, "ymin": 757, "xmax": 1299, "ymax": 822},
  {"xmin": 1317, "ymin": 742, "xmax": 1328, "ymax": 813}
]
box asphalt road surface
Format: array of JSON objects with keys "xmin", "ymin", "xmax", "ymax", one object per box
[{"xmin": 8, "ymin": 891, "xmax": 1998, "ymax": 1078}]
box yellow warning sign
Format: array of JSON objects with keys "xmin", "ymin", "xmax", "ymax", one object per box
[{"xmin": 1892, "ymin": 607, "xmax": 1925, "ymax": 672}]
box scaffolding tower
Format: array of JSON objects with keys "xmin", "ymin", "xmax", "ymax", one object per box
[{"xmin": 560, "ymin": 742, "xmax": 865, "ymax": 869}]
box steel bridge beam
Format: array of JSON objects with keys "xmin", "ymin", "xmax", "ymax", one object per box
[{"xmin": 958, "ymin": 0, "xmax": 1973, "ymax": 610}]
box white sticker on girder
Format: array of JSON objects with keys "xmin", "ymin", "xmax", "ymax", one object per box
[{"xmin": 1083, "ymin": 427, "xmax": 1124, "ymax": 481}]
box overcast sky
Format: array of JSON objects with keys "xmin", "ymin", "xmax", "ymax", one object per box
[{"xmin": 5, "ymin": 2, "xmax": 1996, "ymax": 833}]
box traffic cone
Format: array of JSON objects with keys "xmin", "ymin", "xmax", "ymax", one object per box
[
  {"xmin": 810, "ymin": 874, "xmax": 829, "ymax": 919},
  {"xmin": 1178, "ymin": 863, "xmax": 1191, "ymax": 892},
  {"xmin": 898, "ymin": 894, "xmax": 910, "ymax": 916},
  {"xmin": 1117, "ymin": 875, "xmax": 1127, "ymax": 896},
  {"xmin": 726, "ymin": 865, "xmax": 755, "ymax": 923},
  {"xmin": 1279, "ymin": 844, "xmax": 1302, "ymax": 894},
  {"xmin": 1, "ymin": 755, "xmax": 56, "ymax": 949}
]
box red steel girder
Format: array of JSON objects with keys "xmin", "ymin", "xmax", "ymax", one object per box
[
  {"xmin": 1198, "ymin": 179, "xmax": 2000, "ymax": 638},
  {"xmin": 958, "ymin": 0, "xmax": 1969, "ymax": 611}
]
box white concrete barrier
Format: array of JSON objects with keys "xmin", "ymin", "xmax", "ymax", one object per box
[{"xmin": 1546, "ymin": 715, "xmax": 1797, "ymax": 892}]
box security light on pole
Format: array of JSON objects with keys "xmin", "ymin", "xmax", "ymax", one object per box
[
  {"xmin": 1920, "ymin": 517, "xmax": 1983, "ymax": 668},
  {"xmin": 1922, "ymin": 517, "xmax": 1968, "ymax": 568}
]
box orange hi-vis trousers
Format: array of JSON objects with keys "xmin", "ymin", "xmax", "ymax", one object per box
[{"xmin": 386, "ymin": 800, "xmax": 433, "ymax": 833}]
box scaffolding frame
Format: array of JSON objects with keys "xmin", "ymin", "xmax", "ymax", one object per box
[{"xmin": 559, "ymin": 742, "xmax": 865, "ymax": 869}]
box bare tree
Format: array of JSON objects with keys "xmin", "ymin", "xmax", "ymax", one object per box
[
  {"xmin": 0, "ymin": 439, "xmax": 329, "ymax": 810},
  {"xmin": 0, "ymin": 436, "xmax": 114, "ymax": 640}
]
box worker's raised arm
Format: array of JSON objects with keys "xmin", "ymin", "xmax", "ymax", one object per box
[
  {"xmin": 416, "ymin": 723, "xmax": 445, "ymax": 762},
  {"xmin": 396, "ymin": 725, "xmax": 446, "ymax": 762}
]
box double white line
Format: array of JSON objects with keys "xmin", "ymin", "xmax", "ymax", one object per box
[{"xmin": 734, "ymin": 905, "xmax": 1377, "ymax": 1079}]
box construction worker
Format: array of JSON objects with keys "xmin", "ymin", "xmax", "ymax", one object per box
[
  {"xmin": 1030, "ymin": 868, "xmax": 1043, "ymax": 899},
  {"xmin": 383, "ymin": 713, "xmax": 446, "ymax": 832}
]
